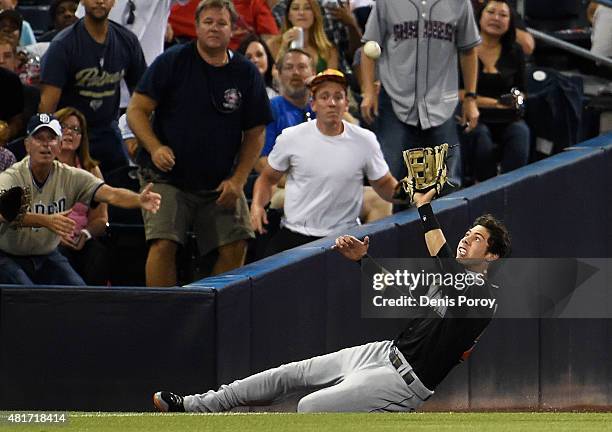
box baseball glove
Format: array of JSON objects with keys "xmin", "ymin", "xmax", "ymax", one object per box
[
  {"xmin": 393, "ymin": 143, "xmax": 449, "ymax": 203},
  {"xmin": 0, "ymin": 186, "xmax": 29, "ymax": 223}
]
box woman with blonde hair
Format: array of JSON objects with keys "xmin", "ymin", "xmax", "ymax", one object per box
[
  {"xmin": 268, "ymin": 0, "xmax": 338, "ymax": 73},
  {"xmin": 54, "ymin": 106, "xmax": 111, "ymax": 285}
]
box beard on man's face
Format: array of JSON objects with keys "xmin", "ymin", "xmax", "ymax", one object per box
[{"xmin": 283, "ymin": 84, "xmax": 308, "ymax": 100}]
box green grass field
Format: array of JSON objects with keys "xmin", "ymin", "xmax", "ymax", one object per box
[{"xmin": 1, "ymin": 412, "xmax": 611, "ymax": 432}]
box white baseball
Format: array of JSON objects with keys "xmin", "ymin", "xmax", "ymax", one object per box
[{"xmin": 363, "ymin": 41, "xmax": 381, "ymax": 60}]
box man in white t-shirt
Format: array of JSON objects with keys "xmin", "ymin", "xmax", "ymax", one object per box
[{"xmin": 250, "ymin": 69, "xmax": 400, "ymax": 256}]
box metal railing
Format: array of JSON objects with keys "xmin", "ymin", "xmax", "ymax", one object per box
[{"xmin": 528, "ymin": 27, "xmax": 612, "ymax": 70}]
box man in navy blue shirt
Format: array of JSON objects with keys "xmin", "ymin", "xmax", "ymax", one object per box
[
  {"xmin": 127, "ymin": 0, "xmax": 273, "ymax": 287},
  {"xmin": 39, "ymin": 0, "xmax": 146, "ymax": 176}
]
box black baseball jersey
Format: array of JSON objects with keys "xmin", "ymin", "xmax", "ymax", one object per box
[{"xmin": 394, "ymin": 243, "xmax": 497, "ymax": 390}]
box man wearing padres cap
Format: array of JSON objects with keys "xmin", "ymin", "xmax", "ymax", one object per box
[
  {"xmin": 250, "ymin": 68, "xmax": 401, "ymax": 256},
  {"xmin": 0, "ymin": 113, "xmax": 161, "ymax": 286}
]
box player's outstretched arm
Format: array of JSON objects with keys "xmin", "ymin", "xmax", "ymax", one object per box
[{"xmin": 413, "ymin": 189, "xmax": 446, "ymax": 256}]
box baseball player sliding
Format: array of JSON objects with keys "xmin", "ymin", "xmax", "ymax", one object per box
[{"xmin": 153, "ymin": 188, "xmax": 511, "ymax": 413}]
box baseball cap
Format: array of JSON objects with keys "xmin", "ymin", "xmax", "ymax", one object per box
[
  {"xmin": 27, "ymin": 113, "xmax": 62, "ymax": 137},
  {"xmin": 307, "ymin": 69, "xmax": 348, "ymax": 91},
  {"xmin": 0, "ymin": 9, "xmax": 23, "ymax": 31}
]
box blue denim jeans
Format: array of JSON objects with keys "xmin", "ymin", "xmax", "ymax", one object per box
[
  {"xmin": 464, "ymin": 120, "xmax": 530, "ymax": 181},
  {"xmin": 375, "ymin": 87, "xmax": 462, "ymax": 187},
  {"xmin": 0, "ymin": 249, "xmax": 85, "ymax": 286}
]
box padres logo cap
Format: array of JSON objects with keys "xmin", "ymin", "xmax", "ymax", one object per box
[{"xmin": 27, "ymin": 113, "xmax": 63, "ymax": 137}]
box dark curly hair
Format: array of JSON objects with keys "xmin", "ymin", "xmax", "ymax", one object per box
[
  {"xmin": 476, "ymin": 0, "xmax": 517, "ymax": 52},
  {"xmin": 472, "ymin": 214, "xmax": 511, "ymax": 258}
]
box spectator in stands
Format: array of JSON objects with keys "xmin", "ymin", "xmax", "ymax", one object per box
[
  {"xmin": 588, "ymin": 1, "xmax": 612, "ymax": 60},
  {"xmin": 76, "ymin": 0, "xmax": 187, "ymax": 66},
  {"xmin": 127, "ymin": 0, "xmax": 272, "ymax": 286},
  {"xmin": 261, "ymin": 49, "xmax": 391, "ymax": 228},
  {"xmin": 259, "ymin": 48, "xmax": 314, "ymax": 172},
  {"xmin": 237, "ymin": 34, "xmax": 279, "ymax": 100},
  {"xmin": 75, "ymin": 0, "xmax": 187, "ymax": 114},
  {"xmin": 54, "ymin": 107, "xmax": 111, "ymax": 286},
  {"xmin": 39, "ymin": 0, "xmax": 147, "ymax": 177},
  {"xmin": 269, "ymin": 0, "xmax": 338, "ymax": 72},
  {"xmin": 250, "ymin": 69, "xmax": 399, "ymax": 256},
  {"xmin": 169, "ymin": 0, "xmax": 279, "ymax": 50},
  {"xmin": 272, "ymin": 0, "xmax": 362, "ymax": 73},
  {"xmin": 38, "ymin": 0, "xmax": 79, "ymax": 42},
  {"xmin": 0, "ymin": 61, "xmax": 23, "ymax": 144},
  {"xmin": 360, "ymin": 0, "xmax": 480, "ymax": 191},
  {"xmin": 0, "ymin": 8, "xmax": 21, "ymax": 48},
  {"xmin": 0, "ymin": 34, "xmax": 39, "ymax": 138},
  {"xmin": 0, "ymin": 1, "xmax": 35, "ymax": 46},
  {"xmin": 0, "ymin": 113, "xmax": 160, "ymax": 286},
  {"xmin": 471, "ymin": 0, "xmax": 535, "ymax": 55},
  {"xmin": 460, "ymin": 0, "xmax": 530, "ymax": 183},
  {"xmin": 0, "ymin": 28, "xmax": 16, "ymax": 71},
  {"xmin": 230, "ymin": 0, "xmax": 279, "ymax": 50}
]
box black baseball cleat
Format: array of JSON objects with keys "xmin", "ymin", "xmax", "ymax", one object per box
[{"xmin": 153, "ymin": 391, "xmax": 185, "ymax": 412}]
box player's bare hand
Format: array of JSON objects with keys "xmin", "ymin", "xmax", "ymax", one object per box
[
  {"xmin": 332, "ymin": 235, "xmax": 369, "ymax": 261},
  {"xmin": 461, "ymin": 98, "xmax": 479, "ymax": 132},
  {"xmin": 360, "ymin": 92, "xmax": 378, "ymax": 125},
  {"xmin": 47, "ymin": 211, "xmax": 76, "ymax": 239},
  {"xmin": 413, "ymin": 188, "xmax": 437, "ymax": 208},
  {"xmin": 140, "ymin": 183, "xmax": 161, "ymax": 213},
  {"xmin": 152, "ymin": 146, "xmax": 175, "ymax": 172},
  {"xmin": 250, "ymin": 204, "xmax": 268, "ymax": 235},
  {"xmin": 216, "ymin": 178, "xmax": 242, "ymax": 209}
]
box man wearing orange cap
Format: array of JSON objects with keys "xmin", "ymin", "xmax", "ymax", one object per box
[{"xmin": 250, "ymin": 68, "xmax": 401, "ymax": 256}]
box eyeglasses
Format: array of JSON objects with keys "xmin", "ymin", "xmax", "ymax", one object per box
[
  {"xmin": 127, "ymin": 0, "xmax": 136, "ymax": 25},
  {"xmin": 31, "ymin": 135, "xmax": 59, "ymax": 144},
  {"xmin": 61, "ymin": 124, "xmax": 82, "ymax": 134}
]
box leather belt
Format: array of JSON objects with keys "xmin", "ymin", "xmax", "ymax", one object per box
[{"xmin": 389, "ymin": 347, "xmax": 433, "ymax": 401}]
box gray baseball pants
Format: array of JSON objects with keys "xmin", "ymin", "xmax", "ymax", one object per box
[{"xmin": 183, "ymin": 340, "xmax": 433, "ymax": 413}]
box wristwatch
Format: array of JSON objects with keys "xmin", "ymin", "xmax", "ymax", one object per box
[{"xmin": 464, "ymin": 92, "xmax": 477, "ymax": 100}]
